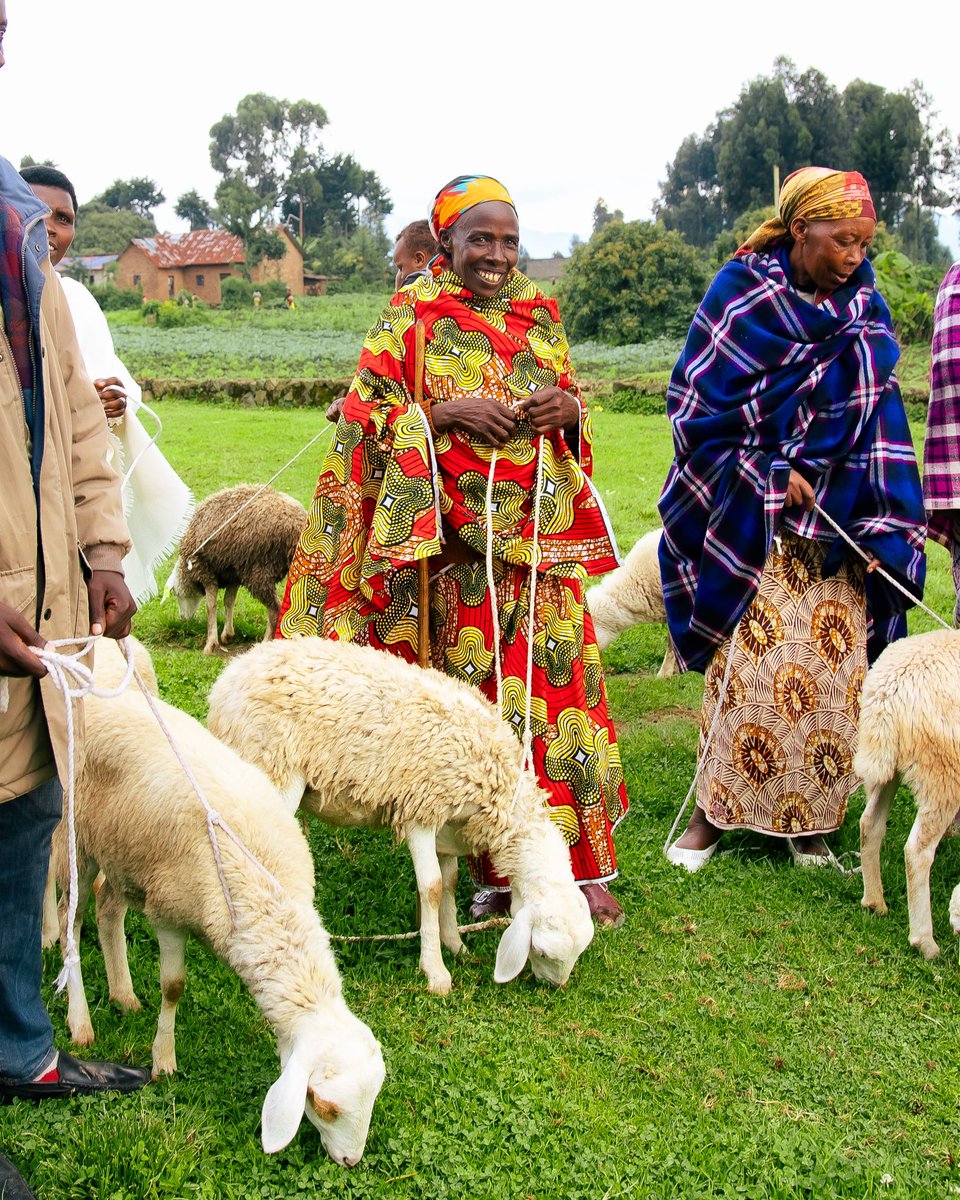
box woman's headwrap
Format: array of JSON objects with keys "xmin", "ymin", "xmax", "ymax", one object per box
[
  {"xmin": 738, "ymin": 167, "xmax": 877, "ymax": 255},
  {"xmin": 430, "ymin": 175, "xmax": 516, "ymax": 242}
]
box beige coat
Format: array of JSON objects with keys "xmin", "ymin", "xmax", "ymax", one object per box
[{"xmin": 0, "ymin": 256, "xmax": 131, "ymax": 801}]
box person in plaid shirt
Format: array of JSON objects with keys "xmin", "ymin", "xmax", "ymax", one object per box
[{"xmin": 923, "ymin": 261, "xmax": 960, "ymax": 622}]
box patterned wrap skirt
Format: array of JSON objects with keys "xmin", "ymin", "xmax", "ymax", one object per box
[
  {"xmin": 695, "ymin": 534, "xmax": 867, "ymax": 837},
  {"xmin": 426, "ymin": 556, "xmax": 628, "ymax": 887}
]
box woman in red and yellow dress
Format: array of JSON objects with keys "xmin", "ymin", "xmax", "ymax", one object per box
[{"xmin": 278, "ymin": 175, "xmax": 628, "ymax": 925}]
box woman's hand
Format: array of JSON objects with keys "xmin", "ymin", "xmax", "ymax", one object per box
[
  {"xmin": 784, "ymin": 469, "xmax": 815, "ymax": 511},
  {"xmin": 515, "ymin": 387, "xmax": 581, "ymax": 434},
  {"xmin": 431, "ymin": 397, "xmax": 518, "ymax": 447}
]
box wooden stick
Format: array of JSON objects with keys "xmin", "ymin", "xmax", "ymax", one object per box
[{"xmin": 414, "ymin": 320, "xmax": 431, "ymax": 668}]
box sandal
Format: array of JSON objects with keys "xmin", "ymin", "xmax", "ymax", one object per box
[
  {"xmin": 469, "ymin": 888, "xmax": 512, "ymax": 919},
  {"xmin": 580, "ymin": 882, "xmax": 625, "ymax": 928}
]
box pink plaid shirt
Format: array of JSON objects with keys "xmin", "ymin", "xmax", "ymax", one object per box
[{"xmin": 924, "ymin": 262, "xmax": 960, "ymax": 547}]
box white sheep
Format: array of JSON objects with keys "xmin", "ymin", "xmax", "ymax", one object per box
[
  {"xmin": 206, "ymin": 636, "xmax": 595, "ymax": 996},
  {"xmin": 855, "ymin": 628, "xmax": 960, "ymax": 960},
  {"xmin": 587, "ymin": 528, "xmax": 677, "ymax": 677},
  {"xmin": 53, "ymin": 638, "xmax": 385, "ymax": 1164},
  {"xmin": 166, "ymin": 485, "xmax": 306, "ymax": 655}
]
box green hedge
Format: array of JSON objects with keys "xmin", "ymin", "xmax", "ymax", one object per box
[{"xmin": 138, "ymin": 376, "xmax": 351, "ymax": 407}]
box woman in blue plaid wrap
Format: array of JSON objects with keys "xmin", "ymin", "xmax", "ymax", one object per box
[{"xmin": 660, "ymin": 168, "xmax": 926, "ymax": 871}]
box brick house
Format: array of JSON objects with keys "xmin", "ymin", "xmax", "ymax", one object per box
[{"xmin": 115, "ymin": 228, "xmax": 304, "ymax": 304}]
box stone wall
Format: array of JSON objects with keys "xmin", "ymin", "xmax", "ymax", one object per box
[{"xmin": 139, "ymin": 376, "xmax": 352, "ymax": 408}]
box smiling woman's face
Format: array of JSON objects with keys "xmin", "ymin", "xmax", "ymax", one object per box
[{"xmin": 440, "ymin": 201, "xmax": 519, "ymax": 298}]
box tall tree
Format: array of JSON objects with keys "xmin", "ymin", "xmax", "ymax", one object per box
[
  {"xmin": 174, "ymin": 189, "xmax": 215, "ymax": 231},
  {"xmin": 209, "ymin": 93, "xmax": 328, "ymax": 265}
]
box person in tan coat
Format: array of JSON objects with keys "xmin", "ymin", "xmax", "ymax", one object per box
[{"xmin": 0, "ymin": 135, "xmax": 150, "ymax": 1195}]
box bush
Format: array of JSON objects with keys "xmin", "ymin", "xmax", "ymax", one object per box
[
  {"xmin": 90, "ymin": 282, "xmax": 142, "ymax": 311},
  {"xmin": 871, "ymin": 250, "xmax": 940, "ymax": 344},
  {"xmin": 154, "ymin": 300, "xmax": 210, "ymax": 329},
  {"xmin": 220, "ymin": 277, "xmax": 287, "ymax": 310},
  {"xmin": 557, "ymin": 220, "xmax": 709, "ymax": 345}
]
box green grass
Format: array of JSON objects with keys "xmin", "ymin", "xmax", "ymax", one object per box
[{"xmin": 2, "ymin": 410, "xmax": 958, "ymax": 1199}]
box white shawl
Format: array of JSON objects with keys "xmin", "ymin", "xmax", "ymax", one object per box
[{"xmin": 61, "ymin": 276, "xmax": 194, "ymax": 603}]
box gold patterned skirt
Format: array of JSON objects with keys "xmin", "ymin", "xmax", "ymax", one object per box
[{"xmin": 695, "ymin": 534, "xmax": 866, "ymax": 837}]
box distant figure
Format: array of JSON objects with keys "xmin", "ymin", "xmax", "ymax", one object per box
[
  {"xmin": 392, "ymin": 219, "xmax": 439, "ymax": 290},
  {"xmin": 252, "ymin": 288, "xmax": 262, "ymax": 309},
  {"xmin": 285, "ymin": 287, "xmax": 296, "ymax": 310},
  {"xmin": 923, "ymin": 260, "xmax": 960, "ymax": 621},
  {"xmin": 22, "ymin": 165, "xmax": 194, "ymax": 604}
]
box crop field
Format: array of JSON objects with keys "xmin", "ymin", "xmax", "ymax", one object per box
[{"xmin": 2, "ymin": 395, "xmax": 958, "ymax": 1199}]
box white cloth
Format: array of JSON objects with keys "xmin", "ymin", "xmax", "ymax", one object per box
[{"xmin": 60, "ymin": 277, "xmax": 194, "ymax": 603}]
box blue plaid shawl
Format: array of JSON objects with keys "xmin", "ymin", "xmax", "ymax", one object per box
[{"xmin": 658, "ymin": 247, "xmax": 926, "ymax": 673}]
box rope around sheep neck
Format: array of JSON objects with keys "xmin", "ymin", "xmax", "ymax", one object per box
[
  {"xmin": 184, "ymin": 423, "xmax": 335, "ymax": 570},
  {"xmin": 663, "ymin": 508, "xmax": 952, "ymax": 870}
]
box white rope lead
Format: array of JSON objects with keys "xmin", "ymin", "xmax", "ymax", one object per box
[
  {"xmin": 812, "ymin": 503, "xmax": 951, "ymax": 631},
  {"xmin": 129, "ymin": 666, "xmax": 285, "ymax": 920},
  {"xmin": 186, "ymin": 423, "xmax": 335, "ymax": 569},
  {"xmin": 25, "ymin": 636, "xmax": 136, "ymax": 995},
  {"xmin": 484, "ymin": 450, "xmax": 504, "ymax": 708}
]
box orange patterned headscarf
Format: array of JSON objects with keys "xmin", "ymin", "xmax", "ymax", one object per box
[
  {"xmin": 738, "ymin": 167, "xmax": 877, "ymax": 254},
  {"xmin": 429, "ymin": 175, "xmax": 516, "ymax": 241}
]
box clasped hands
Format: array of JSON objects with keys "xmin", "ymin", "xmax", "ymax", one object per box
[{"xmin": 430, "ymin": 386, "xmax": 580, "ymax": 448}]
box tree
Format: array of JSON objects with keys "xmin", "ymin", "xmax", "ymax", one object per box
[
  {"xmin": 71, "ymin": 204, "xmax": 156, "ymax": 255},
  {"xmin": 557, "ymin": 220, "xmax": 709, "ymax": 345},
  {"xmin": 209, "ymin": 93, "xmax": 328, "ymax": 266},
  {"xmin": 592, "ymin": 198, "xmax": 623, "ymax": 235},
  {"xmin": 175, "ymin": 190, "xmax": 215, "ymax": 231},
  {"xmin": 655, "ymin": 60, "xmax": 957, "ymax": 258},
  {"xmin": 19, "ymin": 154, "xmax": 57, "ymax": 169},
  {"xmin": 94, "ymin": 177, "xmax": 165, "ymax": 219}
]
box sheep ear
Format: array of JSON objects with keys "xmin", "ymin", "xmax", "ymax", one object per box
[
  {"xmin": 494, "ymin": 905, "xmax": 533, "ymax": 984},
  {"xmin": 261, "ymin": 1047, "xmax": 310, "ymax": 1154}
]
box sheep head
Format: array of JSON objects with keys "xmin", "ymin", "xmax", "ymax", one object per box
[
  {"xmin": 165, "ymin": 560, "xmax": 203, "ymax": 620},
  {"xmin": 494, "ymin": 886, "xmax": 594, "ymax": 987},
  {"xmin": 261, "ymin": 1010, "xmax": 385, "ymax": 1165}
]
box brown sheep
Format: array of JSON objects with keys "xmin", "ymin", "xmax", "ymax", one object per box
[{"xmin": 166, "ymin": 485, "xmax": 306, "ymax": 654}]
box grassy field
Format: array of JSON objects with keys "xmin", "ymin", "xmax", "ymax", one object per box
[{"xmin": 2, "ymin": 405, "xmax": 958, "ymax": 1200}]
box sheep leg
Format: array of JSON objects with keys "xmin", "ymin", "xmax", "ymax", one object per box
[
  {"xmin": 859, "ymin": 776, "xmax": 898, "ymax": 916},
  {"xmin": 220, "ymin": 585, "xmax": 239, "ymax": 645},
  {"xmin": 151, "ymin": 925, "xmax": 187, "ymax": 1076},
  {"xmin": 41, "ymin": 861, "xmax": 59, "ymax": 949},
  {"xmin": 59, "ymin": 860, "xmax": 100, "ymax": 1047},
  {"xmin": 203, "ymin": 584, "xmax": 220, "ymax": 655},
  {"xmin": 904, "ymin": 798, "xmax": 958, "ymax": 961},
  {"xmin": 405, "ymin": 826, "xmax": 453, "ymax": 995},
  {"xmin": 96, "ymin": 878, "xmax": 141, "ymax": 1013},
  {"xmin": 247, "ymin": 580, "xmax": 281, "ymax": 642},
  {"xmin": 438, "ymin": 854, "xmax": 464, "ymax": 957}
]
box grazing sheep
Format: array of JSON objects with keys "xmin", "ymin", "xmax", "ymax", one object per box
[
  {"xmin": 167, "ymin": 485, "xmax": 306, "ymax": 655},
  {"xmin": 587, "ymin": 529, "xmax": 677, "ymax": 677},
  {"xmin": 855, "ymin": 629, "xmax": 960, "ymax": 960},
  {"xmin": 53, "ymin": 638, "xmax": 385, "ymax": 1163},
  {"xmin": 206, "ymin": 636, "xmax": 595, "ymax": 996}
]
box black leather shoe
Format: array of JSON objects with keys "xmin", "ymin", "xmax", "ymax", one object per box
[
  {"xmin": 0, "ymin": 1052, "xmax": 150, "ymax": 1103},
  {"xmin": 0, "ymin": 1152, "xmax": 37, "ymax": 1198}
]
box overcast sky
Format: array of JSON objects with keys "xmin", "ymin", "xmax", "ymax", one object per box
[{"xmin": 5, "ymin": 0, "xmax": 959, "ymax": 256}]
